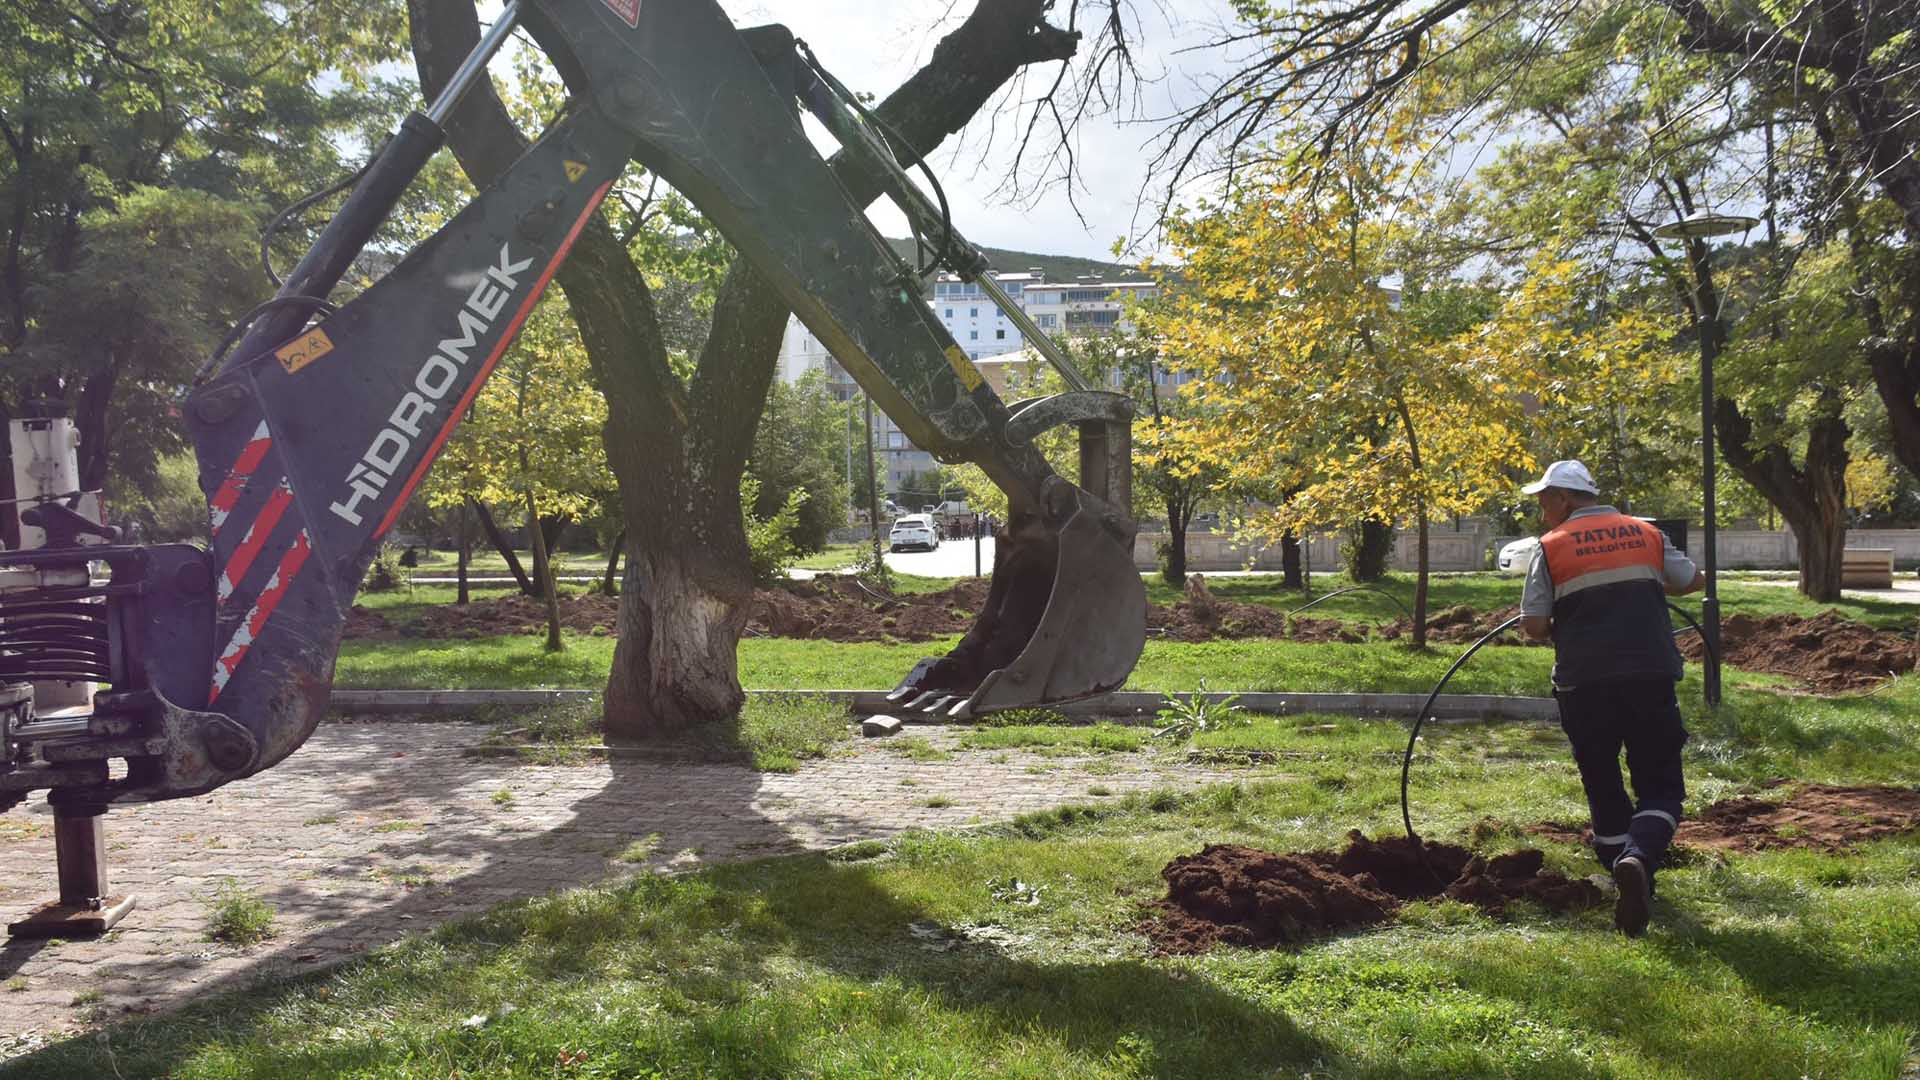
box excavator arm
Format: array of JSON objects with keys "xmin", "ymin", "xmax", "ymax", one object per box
[{"xmin": 0, "ymin": 0, "xmax": 1144, "ymax": 817}]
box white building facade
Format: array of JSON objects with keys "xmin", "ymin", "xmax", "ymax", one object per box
[{"xmin": 773, "ymin": 268, "xmax": 1161, "ymax": 499}]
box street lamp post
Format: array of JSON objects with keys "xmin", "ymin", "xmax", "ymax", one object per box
[{"xmin": 1652, "ymin": 209, "xmax": 1757, "ymax": 708}]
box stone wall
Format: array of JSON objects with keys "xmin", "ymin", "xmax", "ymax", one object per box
[{"xmin": 1133, "ymin": 523, "xmax": 1495, "ymax": 573}]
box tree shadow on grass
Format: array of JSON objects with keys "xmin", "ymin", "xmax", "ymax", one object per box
[{"xmin": 5, "ymin": 839, "xmax": 1367, "ymax": 1079}]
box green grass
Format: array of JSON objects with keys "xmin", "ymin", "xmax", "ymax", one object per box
[
  {"xmin": 202, "ymin": 881, "xmax": 275, "ymax": 947},
  {"xmin": 788, "ymin": 543, "xmax": 866, "ymax": 571},
  {"xmin": 19, "ymin": 702, "xmax": 1920, "ymax": 1078}
]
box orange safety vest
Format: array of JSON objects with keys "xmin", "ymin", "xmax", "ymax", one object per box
[{"xmin": 1538, "ymin": 511, "xmax": 1681, "ymax": 688}]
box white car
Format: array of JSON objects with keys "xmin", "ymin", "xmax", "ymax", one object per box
[
  {"xmin": 1497, "ymin": 535, "xmax": 1541, "ymax": 574},
  {"xmin": 889, "ymin": 514, "xmax": 939, "ymax": 553}
]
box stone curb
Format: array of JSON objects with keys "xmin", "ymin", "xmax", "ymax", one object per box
[{"xmin": 330, "ymin": 688, "xmax": 1557, "ymax": 721}]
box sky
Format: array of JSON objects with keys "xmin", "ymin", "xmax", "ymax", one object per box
[{"xmin": 705, "ymin": 0, "xmax": 1247, "ymax": 263}]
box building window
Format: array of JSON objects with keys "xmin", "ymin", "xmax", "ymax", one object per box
[
  {"xmin": 995, "ymin": 329, "xmax": 1006, "ymax": 339},
  {"xmin": 969, "ymin": 330, "xmax": 978, "ymax": 340},
  {"xmin": 944, "ymin": 308, "xmax": 952, "ymax": 318},
  {"xmin": 969, "ymin": 307, "xmax": 978, "ymax": 317},
  {"xmin": 1037, "ymin": 314, "xmax": 1058, "ymax": 328},
  {"xmin": 970, "ymin": 351, "xmax": 981, "ymax": 360}
]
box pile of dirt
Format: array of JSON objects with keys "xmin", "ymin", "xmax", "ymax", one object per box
[
  {"xmin": 1138, "ymin": 831, "xmax": 1601, "ymax": 955},
  {"xmin": 1527, "ymin": 783, "xmax": 1920, "ymax": 856},
  {"xmin": 751, "ymin": 575, "xmax": 984, "ymax": 643},
  {"xmin": 1148, "ymin": 575, "xmax": 1366, "ymax": 644},
  {"xmin": 344, "ymin": 593, "xmax": 622, "ymax": 640},
  {"xmin": 1378, "ymin": 604, "xmax": 1536, "ymax": 645},
  {"xmin": 343, "ymin": 572, "xmax": 1388, "ymax": 645},
  {"xmin": 1677, "ymin": 610, "xmax": 1915, "ymax": 691},
  {"xmin": 1687, "ymin": 783, "xmax": 1920, "ymax": 851}
]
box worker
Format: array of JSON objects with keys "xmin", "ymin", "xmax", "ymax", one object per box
[{"xmin": 1518, "ymin": 459, "xmax": 1704, "ymax": 937}]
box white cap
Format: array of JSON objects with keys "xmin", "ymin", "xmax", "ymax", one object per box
[{"xmin": 1522, "ymin": 459, "xmax": 1599, "ymax": 495}]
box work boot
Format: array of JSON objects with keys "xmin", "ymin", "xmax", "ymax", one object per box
[{"xmin": 1612, "ymin": 855, "xmax": 1652, "ymax": 938}]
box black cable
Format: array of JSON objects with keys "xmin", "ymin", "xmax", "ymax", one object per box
[
  {"xmin": 1397, "ymin": 602, "xmax": 1721, "ymax": 881},
  {"xmin": 1286, "ymin": 583, "xmax": 1413, "ymax": 621},
  {"xmin": 1400, "ymin": 614, "xmax": 1523, "ymax": 850},
  {"xmin": 196, "ymin": 295, "xmax": 337, "ymax": 383},
  {"xmin": 1665, "ymin": 601, "xmax": 1719, "ymax": 676},
  {"xmin": 260, "ymin": 159, "xmax": 375, "ymax": 288}
]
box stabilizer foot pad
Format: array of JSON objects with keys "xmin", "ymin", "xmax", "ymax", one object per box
[{"xmin": 7, "ymin": 894, "xmax": 136, "ymax": 939}]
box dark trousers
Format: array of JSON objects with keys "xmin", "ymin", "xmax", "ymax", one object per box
[{"xmin": 1555, "ymin": 677, "xmax": 1688, "ymax": 878}]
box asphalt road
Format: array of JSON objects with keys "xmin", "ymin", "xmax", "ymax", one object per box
[{"xmin": 881, "ymin": 533, "xmax": 995, "ymax": 579}]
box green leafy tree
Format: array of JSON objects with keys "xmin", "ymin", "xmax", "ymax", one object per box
[
  {"xmin": 748, "ymin": 372, "xmax": 853, "ymax": 554},
  {"xmin": 1, "ymin": 0, "xmax": 405, "ymax": 515}
]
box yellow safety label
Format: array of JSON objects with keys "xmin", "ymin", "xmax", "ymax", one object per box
[
  {"xmin": 275, "ymin": 327, "xmax": 335, "ymax": 375},
  {"xmin": 944, "ymin": 345, "xmax": 984, "ymax": 392},
  {"xmin": 563, "ymin": 159, "xmax": 588, "ymax": 183}
]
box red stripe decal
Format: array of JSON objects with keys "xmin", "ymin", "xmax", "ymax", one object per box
[
  {"xmin": 373, "ymin": 178, "xmax": 615, "ymax": 539},
  {"xmin": 209, "ymin": 421, "xmax": 273, "ymax": 536},
  {"xmin": 208, "ymin": 530, "xmax": 313, "ymax": 704},
  {"xmin": 218, "ymin": 484, "xmax": 294, "ymax": 605}
]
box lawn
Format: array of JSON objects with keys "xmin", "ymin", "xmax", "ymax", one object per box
[{"xmin": 11, "ymin": 694, "xmax": 1918, "ymax": 1078}]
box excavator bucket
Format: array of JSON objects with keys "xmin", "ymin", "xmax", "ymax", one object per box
[{"xmin": 886, "ymin": 402, "xmax": 1146, "ymax": 718}]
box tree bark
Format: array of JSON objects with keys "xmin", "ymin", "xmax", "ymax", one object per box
[
  {"xmin": 524, "ymin": 485, "xmax": 564, "ymax": 652},
  {"xmin": 1349, "ymin": 520, "xmax": 1393, "ymax": 582},
  {"xmin": 1161, "ymin": 493, "xmax": 1189, "ymax": 587},
  {"xmin": 456, "ymin": 500, "xmax": 471, "ymax": 605},
  {"xmin": 1281, "ymin": 530, "xmax": 1303, "ymax": 589},
  {"xmin": 411, "ymin": 0, "xmax": 1079, "ymax": 739},
  {"xmin": 467, "ymin": 497, "xmax": 536, "ymax": 596},
  {"xmin": 602, "ymin": 528, "xmax": 624, "ymax": 596},
  {"xmin": 1716, "ymin": 396, "xmax": 1848, "ymax": 602}
]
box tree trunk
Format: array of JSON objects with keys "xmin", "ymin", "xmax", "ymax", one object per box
[
  {"xmin": 1349, "ymin": 520, "xmax": 1393, "ymax": 582},
  {"xmin": 1716, "ymin": 396, "xmax": 1848, "ymax": 602},
  {"xmin": 467, "ymin": 497, "xmax": 537, "ymax": 596},
  {"xmin": 1162, "ymin": 494, "xmax": 1189, "ymax": 587},
  {"xmin": 525, "ymin": 486, "xmax": 564, "ymax": 652},
  {"xmin": 1281, "ymin": 530, "xmax": 1303, "ymax": 589},
  {"xmin": 456, "ymin": 500, "xmax": 471, "ymax": 605},
  {"xmin": 411, "ymin": 0, "xmax": 1079, "ymax": 740},
  {"xmin": 602, "ymin": 528, "xmax": 625, "ymax": 596}
]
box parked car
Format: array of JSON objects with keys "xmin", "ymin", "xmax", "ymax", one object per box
[
  {"xmin": 1496, "ymin": 535, "xmax": 1540, "ymax": 574},
  {"xmin": 889, "ymin": 514, "xmax": 940, "ymax": 553}
]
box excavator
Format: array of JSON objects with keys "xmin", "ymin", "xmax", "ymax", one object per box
[{"xmin": 0, "ymin": 0, "xmax": 1145, "ymax": 934}]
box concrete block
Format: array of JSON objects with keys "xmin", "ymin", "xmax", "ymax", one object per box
[{"xmin": 861, "ymin": 715, "xmax": 904, "ymax": 737}]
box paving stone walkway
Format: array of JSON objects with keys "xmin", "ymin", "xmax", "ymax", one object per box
[{"xmin": 0, "ymin": 720, "xmax": 1248, "ymax": 1051}]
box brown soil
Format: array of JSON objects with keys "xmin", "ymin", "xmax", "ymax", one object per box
[
  {"xmin": 1676, "ymin": 610, "xmax": 1915, "ymax": 692},
  {"xmin": 1527, "ymin": 783, "xmax": 1920, "ymax": 856},
  {"xmin": 1378, "ymin": 604, "xmax": 1536, "ymax": 645},
  {"xmin": 342, "ymin": 573, "xmax": 1379, "ymax": 645},
  {"xmin": 1138, "ymin": 831, "xmax": 1602, "ymax": 955}
]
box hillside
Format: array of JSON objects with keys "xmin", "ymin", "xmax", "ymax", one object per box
[{"xmin": 884, "ymin": 238, "xmax": 1140, "ymax": 289}]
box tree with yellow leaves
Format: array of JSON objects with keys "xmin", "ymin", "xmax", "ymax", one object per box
[
  {"xmin": 422, "ymin": 293, "xmax": 612, "ymax": 651},
  {"xmin": 1147, "ymin": 132, "xmax": 1668, "ymax": 645}
]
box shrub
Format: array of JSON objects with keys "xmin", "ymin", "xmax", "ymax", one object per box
[
  {"xmin": 742, "ymin": 474, "xmax": 807, "ymax": 586},
  {"xmin": 363, "ymin": 544, "xmax": 409, "ymax": 592}
]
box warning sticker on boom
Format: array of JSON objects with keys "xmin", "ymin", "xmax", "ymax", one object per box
[
  {"xmin": 944, "ymin": 345, "xmax": 984, "ymax": 392},
  {"xmin": 599, "ymin": 0, "xmax": 640, "ymax": 28},
  {"xmin": 275, "ymin": 327, "xmax": 335, "ymax": 375}
]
